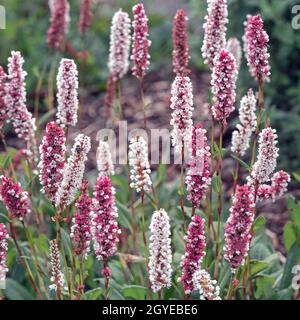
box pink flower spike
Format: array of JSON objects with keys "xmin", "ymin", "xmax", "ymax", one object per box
[
  {"xmin": 38, "ymin": 122, "xmax": 66, "ymax": 203},
  {"xmin": 226, "ymin": 37, "xmax": 242, "ymax": 71},
  {"xmin": 108, "ymin": 9, "xmax": 131, "ymax": 81},
  {"xmin": 0, "ymin": 175, "xmax": 30, "ymax": 221},
  {"xmin": 202, "ymin": 0, "xmax": 228, "ymax": 69},
  {"xmin": 78, "ymin": 0, "xmax": 93, "ymax": 34},
  {"xmin": 49, "ymin": 239, "xmax": 66, "ymax": 292},
  {"xmin": 211, "ymin": 49, "xmax": 237, "ymax": 125},
  {"xmin": 0, "ymin": 223, "xmax": 9, "ymax": 283},
  {"xmin": 56, "ymin": 134, "xmax": 91, "ymax": 209},
  {"xmin": 170, "ymin": 76, "xmax": 194, "ymax": 152},
  {"xmin": 6, "ymin": 51, "xmax": 37, "ymax": 159},
  {"xmin": 243, "ymin": 15, "xmax": 271, "ymax": 83},
  {"xmin": 91, "ymin": 176, "xmax": 120, "ymax": 261},
  {"xmin": 193, "ymin": 269, "xmax": 221, "ymax": 300},
  {"xmin": 96, "ymin": 141, "xmax": 114, "ymax": 176},
  {"xmin": 149, "ymin": 209, "xmax": 173, "ymax": 293},
  {"xmin": 131, "ymin": 3, "xmax": 151, "ymax": 79},
  {"xmin": 257, "ymin": 170, "xmax": 290, "ymax": 202},
  {"xmin": 179, "ymin": 215, "xmax": 206, "ymax": 294},
  {"xmin": 231, "ymin": 89, "xmax": 257, "ymax": 156},
  {"xmin": 223, "ymin": 184, "xmax": 255, "ymax": 272},
  {"xmin": 247, "ymin": 127, "xmax": 279, "ymax": 187},
  {"xmin": 56, "ymin": 58, "xmax": 79, "ymax": 127},
  {"xmin": 172, "ymin": 9, "xmax": 190, "ymax": 76},
  {"xmin": 0, "ymin": 66, "xmax": 7, "ymax": 131},
  {"xmin": 186, "ymin": 125, "xmax": 211, "ymax": 208},
  {"xmin": 71, "ymin": 180, "xmax": 92, "ymax": 257},
  {"xmin": 47, "ymin": 0, "xmax": 70, "ymax": 49}
]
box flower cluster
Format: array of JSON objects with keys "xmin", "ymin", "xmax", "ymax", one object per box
[
  {"xmin": 247, "ymin": 127, "xmax": 279, "ymax": 187},
  {"xmin": 78, "ymin": 0, "xmax": 93, "ymax": 34},
  {"xmin": 0, "ymin": 175, "xmax": 30, "ymax": 220},
  {"xmin": 91, "ymin": 176, "xmax": 120, "ymax": 261},
  {"xmin": 47, "ymin": 0, "xmax": 70, "ymax": 49},
  {"xmin": 202, "ymin": 0, "xmax": 228, "ymax": 69},
  {"xmin": 223, "ymin": 184, "xmax": 255, "ymax": 272},
  {"xmin": 0, "ymin": 223, "xmax": 9, "ymax": 282},
  {"xmin": 56, "ymin": 58, "xmax": 79, "ymax": 127},
  {"xmin": 185, "ymin": 125, "xmax": 211, "ymax": 208},
  {"xmin": 170, "ymin": 76, "xmax": 194, "ymax": 152},
  {"xmin": 193, "ymin": 269, "xmax": 221, "ymax": 300},
  {"xmin": 71, "ymin": 181, "xmax": 92, "ymax": 257},
  {"xmin": 243, "ymin": 15, "xmax": 271, "ymax": 83},
  {"xmin": 148, "ymin": 209, "xmax": 173, "ymax": 293},
  {"xmin": 38, "ymin": 122, "xmax": 66, "ymax": 203},
  {"xmin": 172, "ymin": 9, "xmax": 190, "ymax": 76},
  {"xmin": 96, "ymin": 141, "xmax": 114, "ymax": 176},
  {"xmin": 131, "ymin": 3, "xmax": 151, "ymax": 79},
  {"xmin": 226, "ymin": 37, "xmax": 242, "ymax": 71},
  {"xmin": 0, "ymin": 66, "xmax": 7, "ymax": 131},
  {"xmin": 56, "ymin": 134, "xmax": 91, "ymax": 209},
  {"xmin": 257, "ymin": 170, "xmax": 290, "ymax": 202},
  {"xmin": 179, "ymin": 215, "xmax": 206, "ymax": 294},
  {"xmin": 108, "ymin": 9, "xmax": 131, "ymax": 81},
  {"xmin": 5, "ymin": 51, "xmax": 37, "ymax": 158},
  {"xmin": 49, "ymin": 239, "xmax": 66, "ymax": 292},
  {"xmin": 292, "ymin": 265, "xmax": 300, "ymax": 291},
  {"xmin": 231, "ymin": 89, "xmax": 257, "ymax": 156},
  {"xmin": 211, "ymin": 49, "xmax": 237, "ymax": 125},
  {"xmin": 128, "ymin": 136, "xmax": 152, "ymax": 193}
]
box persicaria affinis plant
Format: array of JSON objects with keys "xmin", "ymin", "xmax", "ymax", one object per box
[{"xmin": 0, "ymin": 223, "xmax": 8, "ymax": 283}]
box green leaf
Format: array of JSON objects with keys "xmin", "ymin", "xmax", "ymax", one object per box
[
  {"xmin": 122, "ymin": 285, "xmax": 147, "ymax": 300},
  {"xmin": 84, "ymin": 288, "xmax": 103, "ymax": 300},
  {"xmin": 283, "ymin": 223, "xmax": 297, "ymax": 251},
  {"xmin": 250, "ymin": 259, "xmax": 269, "ymax": 276},
  {"xmin": 280, "ymin": 244, "xmax": 299, "ymax": 289},
  {"xmin": 4, "ymin": 278, "xmax": 34, "ymax": 300},
  {"xmin": 292, "ymin": 172, "xmax": 300, "ymax": 183},
  {"xmin": 231, "ymin": 154, "xmax": 251, "ymax": 170},
  {"xmin": 253, "ymin": 216, "xmax": 266, "ymax": 232},
  {"xmin": 116, "ymin": 201, "xmax": 133, "ymax": 232},
  {"xmin": 255, "ymin": 275, "xmax": 275, "ymax": 299}
]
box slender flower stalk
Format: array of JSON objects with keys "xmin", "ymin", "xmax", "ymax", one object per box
[
  {"xmin": 131, "ymin": 3, "xmax": 151, "ymax": 80},
  {"xmin": 202, "ymin": 0, "xmax": 228, "ymax": 69},
  {"xmin": 96, "ymin": 141, "xmax": 114, "ymax": 176},
  {"xmin": 56, "ymin": 134, "xmax": 91, "ymax": 210},
  {"xmin": 47, "ymin": 0, "xmax": 70, "ymax": 49},
  {"xmin": 185, "ymin": 125, "xmax": 211, "ymax": 210},
  {"xmin": 56, "ymin": 58, "xmax": 79, "ymax": 127},
  {"xmin": 148, "ymin": 209, "xmax": 172, "ymax": 293},
  {"xmin": 193, "ymin": 269, "xmax": 221, "ymax": 300},
  {"xmin": 5, "ymin": 51, "xmax": 37, "ymax": 159},
  {"xmin": 91, "ymin": 176, "xmax": 120, "ymax": 261},
  {"xmin": 243, "ymin": 15, "xmax": 271, "ymax": 83},
  {"xmin": 104, "ymin": 73, "xmax": 116, "ymax": 109},
  {"xmin": 78, "ymin": 0, "xmax": 93, "ymax": 34},
  {"xmin": 0, "ymin": 66, "xmax": 7, "ymax": 132},
  {"xmin": 211, "ymin": 49, "xmax": 237, "ymax": 125},
  {"xmin": 223, "ymin": 184, "xmax": 255, "ymax": 272},
  {"xmin": 0, "ymin": 223, "xmax": 9, "ymax": 283},
  {"xmin": 128, "ymin": 136, "xmax": 152, "ymax": 193},
  {"xmin": 170, "ymin": 76, "xmax": 194, "ymax": 152},
  {"xmin": 226, "ymin": 37, "xmax": 242, "ymax": 72},
  {"xmin": 231, "ymin": 89, "xmax": 257, "ymax": 156},
  {"xmin": 172, "ymin": 9, "xmax": 190, "ymax": 76},
  {"xmin": 38, "ymin": 122, "xmax": 66, "ymax": 203},
  {"xmin": 49, "ymin": 239, "xmax": 66, "ymax": 297},
  {"xmin": 70, "ymin": 181, "xmax": 92, "ymax": 257},
  {"xmin": 179, "ymin": 215, "xmax": 206, "ymax": 294},
  {"xmin": 0, "ymin": 175, "xmax": 30, "ymax": 221}
]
